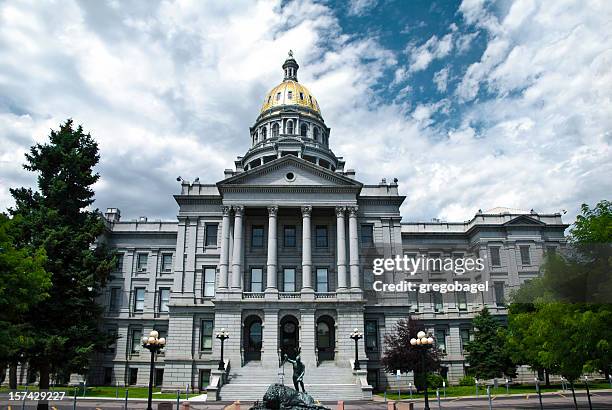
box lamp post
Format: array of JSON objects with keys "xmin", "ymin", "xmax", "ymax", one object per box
[
  {"xmin": 350, "ymin": 328, "xmax": 363, "ymax": 370},
  {"xmin": 141, "ymin": 330, "xmax": 166, "ymax": 410},
  {"xmin": 216, "ymin": 328, "xmax": 229, "ymax": 370},
  {"xmin": 410, "ymin": 330, "xmax": 434, "ymax": 410}
]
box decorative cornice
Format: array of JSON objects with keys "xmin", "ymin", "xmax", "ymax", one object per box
[{"xmin": 221, "ymin": 185, "xmax": 360, "ymax": 194}]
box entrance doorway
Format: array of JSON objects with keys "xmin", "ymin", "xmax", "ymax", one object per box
[
  {"xmin": 316, "ymin": 315, "xmax": 335, "ymax": 362},
  {"xmin": 280, "ymin": 315, "xmax": 300, "ymax": 360},
  {"xmin": 244, "ymin": 315, "xmax": 262, "ymax": 362}
]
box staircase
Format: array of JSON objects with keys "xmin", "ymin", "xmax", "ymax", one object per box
[{"xmin": 218, "ymin": 361, "xmax": 363, "ymax": 402}]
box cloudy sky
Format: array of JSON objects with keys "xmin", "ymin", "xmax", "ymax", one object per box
[{"xmin": 0, "ymin": 0, "xmax": 610, "ymax": 223}]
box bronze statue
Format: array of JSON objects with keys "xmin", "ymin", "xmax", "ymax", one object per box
[
  {"xmin": 249, "ymin": 384, "xmax": 329, "ymax": 410},
  {"xmin": 284, "ymin": 347, "xmax": 306, "ymax": 393}
]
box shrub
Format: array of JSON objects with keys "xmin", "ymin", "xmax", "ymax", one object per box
[
  {"xmin": 427, "ymin": 373, "xmax": 445, "ymax": 389},
  {"xmin": 459, "ymin": 376, "xmax": 476, "ymax": 386}
]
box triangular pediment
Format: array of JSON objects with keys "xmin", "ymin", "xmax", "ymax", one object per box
[
  {"xmin": 504, "ymin": 215, "xmax": 545, "ymax": 226},
  {"xmin": 217, "ymin": 155, "xmax": 362, "ymax": 188}
]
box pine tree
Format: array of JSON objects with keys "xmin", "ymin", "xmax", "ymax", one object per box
[
  {"xmin": 464, "ymin": 308, "xmax": 516, "ymax": 380},
  {"xmin": 9, "ymin": 120, "xmax": 114, "ymax": 409}
]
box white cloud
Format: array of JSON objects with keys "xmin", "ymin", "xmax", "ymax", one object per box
[
  {"xmin": 433, "ymin": 67, "xmax": 450, "ymax": 92},
  {"xmin": 406, "ymin": 33, "xmax": 454, "ymax": 72},
  {"xmin": 347, "ymin": 0, "xmax": 378, "ymax": 17}
]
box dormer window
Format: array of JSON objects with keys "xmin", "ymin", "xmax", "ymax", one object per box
[
  {"xmin": 276, "ymin": 92, "xmax": 281, "ymax": 101},
  {"xmin": 287, "ymin": 120, "xmax": 294, "ymax": 135},
  {"xmin": 262, "ymin": 127, "xmax": 267, "ymax": 139},
  {"xmin": 272, "ymin": 123, "xmax": 279, "ymax": 137},
  {"xmin": 314, "ymin": 127, "xmax": 320, "ymax": 142},
  {"xmin": 300, "ymin": 92, "xmax": 304, "ymax": 100},
  {"xmin": 287, "ymin": 91, "xmax": 293, "ymax": 100},
  {"xmin": 268, "ymin": 96, "xmax": 271, "ymax": 103},
  {"xmin": 309, "ymin": 96, "xmax": 313, "ymax": 104},
  {"xmin": 300, "ymin": 123, "xmax": 308, "ymax": 137}
]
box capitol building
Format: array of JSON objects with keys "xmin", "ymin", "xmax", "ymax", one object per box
[{"xmin": 92, "ymin": 53, "xmax": 567, "ymax": 401}]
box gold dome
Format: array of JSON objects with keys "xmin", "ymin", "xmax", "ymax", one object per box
[{"xmin": 260, "ymin": 80, "xmax": 321, "ymax": 114}]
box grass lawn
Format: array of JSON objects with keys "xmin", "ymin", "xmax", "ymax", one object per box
[
  {"xmin": 0, "ymin": 385, "xmax": 201, "ymax": 400},
  {"xmin": 376, "ymin": 382, "xmax": 612, "ymax": 400}
]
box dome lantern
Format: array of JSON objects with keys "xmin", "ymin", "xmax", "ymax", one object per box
[{"xmin": 282, "ymin": 50, "xmax": 299, "ymax": 81}]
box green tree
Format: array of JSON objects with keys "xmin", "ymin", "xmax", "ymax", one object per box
[
  {"xmin": 464, "ymin": 308, "xmax": 516, "ymax": 380},
  {"xmin": 9, "ymin": 120, "xmax": 114, "ymax": 408},
  {"xmin": 0, "ymin": 214, "xmax": 49, "ymax": 388},
  {"xmin": 381, "ymin": 317, "xmax": 442, "ymax": 391},
  {"xmin": 570, "ymin": 200, "xmax": 612, "ymax": 245}
]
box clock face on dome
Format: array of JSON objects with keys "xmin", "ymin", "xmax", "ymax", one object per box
[{"xmin": 284, "ymin": 322, "xmax": 296, "ymax": 333}]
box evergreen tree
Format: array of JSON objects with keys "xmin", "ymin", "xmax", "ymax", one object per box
[
  {"xmin": 9, "ymin": 120, "xmax": 114, "ymax": 408},
  {"xmin": 381, "ymin": 316, "xmax": 442, "ymax": 391},
  {"xmin": 464, "ymin": 308, "xmax": 516, "ymax": 380}
]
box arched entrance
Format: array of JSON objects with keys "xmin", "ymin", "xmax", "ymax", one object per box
[
  {"xmin": 316, "ymin": 315, "xmax": 335, "ymax": 362},
  {"xmin": 279, "ymin": 315, "xmax": 300, "ymax": 360},
  {"xmin": 244, "ymin": 315, "xmax": 262, "ymax": 362}
]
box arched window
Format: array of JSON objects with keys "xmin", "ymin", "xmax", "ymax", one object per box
[
  {"xmin": 314, "ymin": 127, "xmax": 320, "ymax": 142},
  {"xmin": 287, "ymin": 120, "xmax": 294, "ymax": 135},
  {"xmin": 272, "ymin": 123, "xmax": 280, "ymax": 137},
  {"xmin": 261, "ymin": 127, "xmax": 267, "ymax": 139},
  {"xmin": 300, "ymin": 123, "xmax": 308, "ymax": 137},
  {"xmin": 287, "ymin": 91, "xmax": 293, "ymax": 100}
]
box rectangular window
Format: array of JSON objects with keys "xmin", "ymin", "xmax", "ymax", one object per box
[
  {"xmin": 104, "ymin": 367, "xmax": 113, "ymax": 385},
  {"xmin": 365, "ymin": 320, "xmax": 378, "ymax": 351},
  {"xmin": 115, "ymin": 253, "xmax": 124, "ymax": 271},
  {"xmin": 520, "ymin": 246, "xmax": 531, "ymax": 265},
  {"xmin": 109, "ymin": 287, "xmax": 121, "ymax": 311},
  {"xmin": 494, "ymin": 282, "xmax": 505, "ymax": 306},
  {"xmin": 137, "ymin": 253, "xmax": 148, "ymax": 272},
  {"xmin": 250, "ymin": 267, "xmax": 263, "ymax": 292},
  {"xmin": 134, "ymin": 288, "xmax": 145, "ymax": 312},
  {"xmin": 457, "ymin": 291, "xmax": 467, "ymax": 311},
  {"xmin": 251, "ymin": 226, "xmax": 264, "ymax": 248},
  {"xmin": 106, "ymin": 328, "xmax": 117, "ymax": 353},
  {"xmin": 158, "ymin": 288, "xmax": 170, "ymax": 312},
  {"xmin": 199, "ymin": 369, "xmax": 211, "ymax": 391},
  {"xmin": 364, "ymin": 270, "xmax": 374, "ymax": 290},
  {"xmin": 409, "ymin": 290, "xmax": 419, "ymax": 311},
  {"xmin": 435, "ymin": 329, "xmax": 446, "ymax": 353},
  {"xmin": 128, "ymin": 368, "xmax": 138, "ymax": 385},
  {"xmin": 161, "ymin": 254, "xmax": 173, "ymax": 272},
  {"xmin": 283, "ymin": 268, "xmax": 296, "ymax": 292},
  {"xmin": 361, "ymin": 224, "xmax": 374, "ymax": 245},
  {"xmin": 490, "ymin": 247, "xmax": 501, "ymax": 267},
  {"xmin": 284, "ymin": 226, "xmax": 296, "ymax": 247},
  {"xmin": 315, "ymin": 225, "xmax": 328, "ymax": 248},
  {"xmin": 287, "ymin": 91, "xmax": 293, "ymax": 99},
  {"xmin": 299, "ymin": 92, "xmax": 304, "ymax": 100},
  {"xmin": 203, "ymin": 267, "xmax": 216, "ymax": 297},
  {"xmin": 433, "ymin": 292, "xmax": 443, "ymax": 312},
  {"xmin": 316, "ymin": 268, "xmax": 328, "ymax": 292},
  {"xmin": 367, "ymin": 370, "xmax": 379, "ymax": 391},
  {"xmin": 154, "ymin": 369, "xmax": 164, "ymax": 387},
  {"xmin": 130, "ymin": 328, "xmax": 142, "ymax": 354},
  {"xmin": 460, "ymin": 328, "xmax": 471, "ymax": 351},
  {"xmin": 205, "ymin": 224, "xmax": 218, "ymax": 247},
  {"xmin": 201, "ymin": 320, "xmax": 213, "ymax": 350}
]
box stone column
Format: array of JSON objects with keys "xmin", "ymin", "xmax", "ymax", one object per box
[
  {"xmin": 348, "ymin": 206, "xmax": 361, "ymax": 291},
  {"xmin": 301, "ymin": 206, "xmax": 313, "ymax": 293},
  {"xmin": 230, "ymin": 206, "xmax": 244, "ymax": 289},
  {"xmin": 266, "ymin": 206, "xmax": 278, "ymax": 294},
  {"xmin": 218, "ymin": 206, "xmax": 231, "ymax": 289},
  {"xmin": 336, "ymin": 206, "xmax": 348, "ymax": 290}
]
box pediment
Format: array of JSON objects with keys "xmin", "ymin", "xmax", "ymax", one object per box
[
  {"xmin": 217, "ymin": 155, "xmax": 362, "ymax": 189},
  {"xmin": 504, "ymin": 215, "xmax": 545, "ymax": 226}
]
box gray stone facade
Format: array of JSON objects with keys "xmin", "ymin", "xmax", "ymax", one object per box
[{"xmin": 87, "ymin": 55, "xmax": 568, "ymax": 397}]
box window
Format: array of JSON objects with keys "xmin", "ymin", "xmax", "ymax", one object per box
[
  {"xmin": 367, "ymin": 370, "xmax": 379, "ymax": 391},
  {"xmin": 154, "ymin": 369, "xmax": 164, "ymax": 387},
  {"xmin": 490, "ymin": 247, "xmax": 501, "ymax": 267},
  {"xmin": 106, "ymin": 328, "xmax": 117, "ymax": 353},
  {"xmin": 361, "ymin": 225, "xmax": 374, "ymax": 245},
  {"xmin": 457, "ymin": 291, "xmax": 468, "ymax": 311},
  {"xmin": 201, "ymin": 320, "xmax": 213, "ymax": 350},
  {"xmin": 460, "ymin": 328, "xmax": 471, "ymax": 351},
  {"xmin": 286, "ymin": 120, "xmax": 294, "ymax": 134},
  {"xmin": 300, "ymin": 123, "xmax": 308, "ymax": 136},
  {"xmin": 134, "ymin": 288, "xmax": 145, "ymax": 312},
  {"xmin": 262, "ymin": 127, "xmax": 267, "ymax": 139},
  {"xmin": 115, "ymin": 253, "xmax": 124, "ymax": 271},
  {"xmin": 313, "ymin": 127, "xmax": 320, "ymax": 142},
  {"xmin": 287, "ymin": 91, "xmax": 293, "ymax": 100},
  {"xmin": 364, "ymin": 270, "xmax": 374, "ymax": 290},
  {"xmin": 284, "ymin": 226, "xmax": 296, "ymax": 247},
  {"xmin": 130, "ymin": 328, "xmax": 142, "ymax": 353},
  {"xmin": 199, "ymin": 369, "xmax": 211, "ymax": 391},
  {"xmin": 205, "ymin": 224, "xmax": 218, "ymax": 247},
  {"xmin": 250, "ymin": 267, "xmax": 263, "ymax": 292},
  {"xmin": 283, "ymin": 268, "xmax": 296, "ymax": 292},
  {"xmin": 104, "ymin": 367, "xmax": 112, "ymax": 385},
  {"xmin": 429, "ymin": 253, "xmax": 442, "ymax": 272},
  {"xmin": 316, "ymin": 268, "xmax": 328, "ymax": 292},
  {"xmin": 251, "ymin": 226, "xmax": 264, "ymax": 248},
  {"xmin": 309, "ymin": 95, "xmax": 313, "ymax": 104},
  {"xmin": 276, "ymin": 92, "xmax": 281, "ymax": 101},
  {"xmin": 203, "ymin": 267, "xmax": 216, "ymax": 297},
  {"xmin": 365, "ymin": 320, "xmax": 378, "ymax": 351},
  {"xmin": 158, "ymin": 288, "xmax": 170, "ymax": 312},
  {"xmin": 435, "ymin": 329, "xmax": 446, "ymax": 353},
  {"xmin": 433, "ymin": 292, "xmax": 443, "ymax": 312},
  {"xmin": 299, "ymin": 92, "xmax": 304, "ymax": 100},
  {"xmin": 161, "ymin": 254, "xmax": 173, "ymax": 272},
  {"xmin": 315, "ymin": 225, "xmax": 328, "ymax": 247},
  {"xmin": 137, "ymin": 253, "xmax": 148, "ymax": 272},
  {"xmin": 409, "ymin": 290, "xmax": 419, "ymax": 312},
  {"xmin": 272, "ymin": 123, "xmax": 279, "ymax": 137},
  {"xmin": 109, "ymin": 287, "xmax": 121, "ymax": 311},
  {"xmin": 520, "ymin": 245, "xmax": 531, "ymax": 265},
  {"xmin": 128, "ymin": 368, "xmax": 138, "ymax": 385},
  {"xmin": 494, "ymin": 282, "xmax": 505, "ymax": 306}
]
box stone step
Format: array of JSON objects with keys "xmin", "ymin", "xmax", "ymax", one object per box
[{"xmin": 219, "ymin": 383, "xmax": 363, "ymax": 401}]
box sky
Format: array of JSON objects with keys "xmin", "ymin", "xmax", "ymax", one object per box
[{"xmin": 0, "ymin": 0, "xmax": 610, "ymax": 224}]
